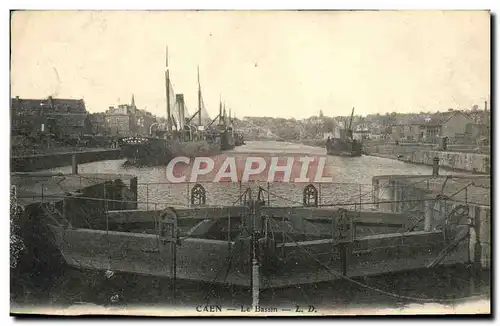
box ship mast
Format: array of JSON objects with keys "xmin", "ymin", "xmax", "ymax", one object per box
[
  {"xmin": 165, "ymin": 45, "xmax": 171, "ymax": 133},
  {"xmin": 348, "ymin": 107, "xmax": 355, "ymax": 131},
  {"xmin": 219, "ymin": 96, "xmax": 222, "ymax": 124},
  {"xmin": 348, "ymin": 107, "xmax": 355, "ymax": 139},
  {"xmin": 197, "ymin": 66, "xmax": 202, "ymax": 126}
]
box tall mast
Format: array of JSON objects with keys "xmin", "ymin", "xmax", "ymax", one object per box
[
  {"xmin": 348, "ymin": 107, "xmax": 355, "ymax": 131},
  {"xmin": 197, "ymin": 66, "xmax": 202, "ymax": 126},
  {"xmin": 165, "ymin": 45, "xmax": 171, "ymax": 133},
  {"xmin": 223, "ymin": 101, "xmax": 226, "ymax": 124},
  {"xmin": 219, "ymin": 95, "xmax": 222, "ymax": 124}
]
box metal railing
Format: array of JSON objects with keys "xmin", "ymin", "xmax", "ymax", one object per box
[{"xmin": 136, "ymin": 181, "xmax": 375, "ymax": 211}]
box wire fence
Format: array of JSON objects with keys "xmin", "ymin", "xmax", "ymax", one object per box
[{"xmin": 135, "ymin": 181, "xmax": 377, "ymax": 211}]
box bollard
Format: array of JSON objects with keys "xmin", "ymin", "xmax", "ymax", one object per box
[
  {"xmin": 432, "ymin": 157, "xmax": 440, "ymax": 177},
  {"xmin": 424, "ymin": 199, "xmax": 433, "ymax": 231},
  {"xmin": 130, "ymin": 177, "xmax": 138, "ymax": 209},
  {"xmin": 372, "ymin": 178, "xmax": 380, "ymax": 210},
  {"xmin": 252, "ymin": 258, "xmax": 260, "ymax": 310},
  {"xmin": 72, "ymin": 154, "xmax": 78, "ymax": 174}
]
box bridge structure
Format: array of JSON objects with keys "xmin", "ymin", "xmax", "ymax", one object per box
[{"xmin": 14, "ymin": 171, "xmax": 485, "ymax": 308}]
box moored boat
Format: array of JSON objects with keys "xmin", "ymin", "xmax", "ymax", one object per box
[
  {"xmin": 120, "ymin": 47, "xmax": 239, "ymax": 166},
  {"xmin": 326, "ymin": 107, "xmax": 362, "ymax": 157}
]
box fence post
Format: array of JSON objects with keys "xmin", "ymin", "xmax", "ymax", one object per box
[
  {"xmin": 318, "ymin": 183, "xmax": 322, "ymax": 206},
  {"xmin": 61, "ymin": 197, "xmax": 66, "ymax": 226},
  {"xmin": 359, "ymin": 184, "xmax": 362, "ymax": 212},
  {"xmin": 424, "ymin": 199, "xmax": 433, "ymax": 231},
  {"xmin": 146, "ymin": 184, "xmax": 149, "ymax": 211},
  {"xmin": 228, "ymin": 208, "xmax": 232, "ymax": 249},
  {"xmin": 104, "ymin": 182, "xmax": 109, "ymax": 239},
  {"xmin": 251, "ymin": 200, "xmax": 261, "ymax": 311},
  {"xmin": 267, "ymin": 182, "xmax": 270, "ymax": 206},
  {"xmin": 239, "ymin": 181, "xmax": 243, "ymax": 205}
]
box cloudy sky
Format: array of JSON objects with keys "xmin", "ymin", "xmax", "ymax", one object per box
[{"xmin": 11, "ymin": 10, "xmax": 490, "ymax": 118}]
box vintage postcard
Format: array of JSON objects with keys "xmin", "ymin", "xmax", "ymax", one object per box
[{"xmin": 9, "ymin": 10, "xmax": 491, "ymax": 317}]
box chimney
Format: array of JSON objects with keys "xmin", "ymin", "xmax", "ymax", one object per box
[
  {"xmin": 48, "ymin": 96, "xmax": 54, "ymax": 109},
  {"xmin": 432, "ymin": 157, "xmax": 440, "ymax": 177},
  {"xmin": 176, "ymin": 94, "xmax": 185, "ymax": 128}
]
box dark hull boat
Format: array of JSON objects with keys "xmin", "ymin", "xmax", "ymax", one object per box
[
  {"xmin": 120, "ymin": 136, "xmax": 173, "ymax": 166},
  {"xmin": 326, "ymin": 139, "xmax": 362, "ymax": 157},
  {"xmin": 326, "ymin": 107, "xmax": 362, "ymax": 157}
]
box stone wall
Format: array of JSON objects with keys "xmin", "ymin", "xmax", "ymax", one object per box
[
  {"xmin": 406, "ymin": 150, "xmax": 490, "ymax": 174},
  {"xmin": 11, "ymin": 149, "xmax": 123, "ymax": 172},
  {"xmin": 364, "ymin": 143, "xmax": 490, "ymax": 173}
]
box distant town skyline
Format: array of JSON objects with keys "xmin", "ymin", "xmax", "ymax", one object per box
[{"xmin": 11, "ymin": 11, "xmax": 490, "ymax": 119}]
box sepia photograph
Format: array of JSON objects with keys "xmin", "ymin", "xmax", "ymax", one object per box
[{"xmin": 9, "ymin": 9, "xmax": 491, "ymax": 317}]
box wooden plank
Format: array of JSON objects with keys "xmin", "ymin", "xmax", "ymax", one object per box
[{"xmin": 106, "ymin": 206, "xmax": 247, "ymax": 224}]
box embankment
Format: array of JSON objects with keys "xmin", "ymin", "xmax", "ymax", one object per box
[
  {"xmin": 364, "ymin": 143, "xmax": 490, "ymax": 174},
  {"xmin": 11, "ymin": 148, "xmax": 123, "ymax": 172},
  {"xmin": 297, "ymin": 139, "xmax": 325, "ymax": 148}
]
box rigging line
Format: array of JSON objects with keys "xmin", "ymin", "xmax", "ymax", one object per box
[
  {"xmin": 233, "ymin": 187, "xmax": 250, "ymax": 206},
  {"xmin": 395, "ymin": 177, "xmax": 451, "ymax": 233},
  {"xmin": 259, "ymin": 188, "xmax": 304, "ymax": 206},
  {"xmin": 274, "ymin": 218, "xmax": 464, "ymax": 304},
  {"xmin": 318, "ymin": 198, "xmax": 445, "ymax": 208},
  {"xmin": 261, "ymin": 178, "xmax": 435, "ymax": 208},
  {"xmin": 340, "ymin": 179, "xmax": 391, "ymax": 204},
  {"xmin": 25, "ymin": 193, "xmax": 191, "ymax": 207},
  {"xmin": 357, "ymin": 176, "xmax": 435, "ymax": 205},
  {"xmin": 448, "ymin": 182, "xmax": 474, "ymax": 199},
  {"xmin": 396, "ymin": 176, "xmax": 459, "ymax": 233},
  {"xmin": 203, "ymin": 228, "xmax": 244, "ymax": 303},
  {"xmin": 260, "ymin": 185, "xmax": 443, "ymax": 208}
]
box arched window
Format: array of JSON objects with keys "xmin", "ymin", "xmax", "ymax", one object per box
[
  {"xmin": 303, "ymin": 184, "xmax": 318, "ymax": 207},
  {"xmin": 190, "ymin": 184, "xmax": 206, "ymax": 206}
]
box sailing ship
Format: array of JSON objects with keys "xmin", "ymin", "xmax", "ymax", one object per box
[
  {"xmin": 120, "ymin": 47, "xmax": 236, "ymax": 166},
  {"xmin": 326, "ymin": 107, "xmax": 362, "ymax": 157}
]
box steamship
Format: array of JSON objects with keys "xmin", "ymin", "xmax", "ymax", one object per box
[
  {"xmin": 120, "ymin": 48, "xmax": 237, "ymax": 166},
  {"xmin": 326, "ymin": 108, "xmax": 362, "ymax": 157}
]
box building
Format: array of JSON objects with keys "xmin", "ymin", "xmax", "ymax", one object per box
[
  {"xmin": 11, "ymin": 96, "xmax": 92, "ymax": 138},
  {"xmin": 104, "ymin": 95, "xmax": 156, "ymax": 137},
  {"xmin": 134, "ymin": 109, "xmax": 156, "ymax": 136},
  {"xmin": 88, "ymin": 112, "xmax": 110, "ymax": 135},
  {"xmin": 439, "ymin": 110, "xmax": 472, "ymax": 140},
  {"xmin": 391, "ymin": 110, "xmax": 472, "ymax": 143},
  {"xmin": 465, "ymin": 123, "xmax": 490, "ymax": 145}
]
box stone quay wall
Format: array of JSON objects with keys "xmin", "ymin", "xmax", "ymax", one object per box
[
  {"xmin": 364, "ymin": 143, "xmax": 490, "ymax": 173},
  {"xmin": 11, "ymin": 149, "xmax": 123, "ymax": 172}
]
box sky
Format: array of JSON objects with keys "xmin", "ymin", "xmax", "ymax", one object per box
[{"xmin": 10, "ymin": 10, "xmax": 490, "ymax": 119}]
